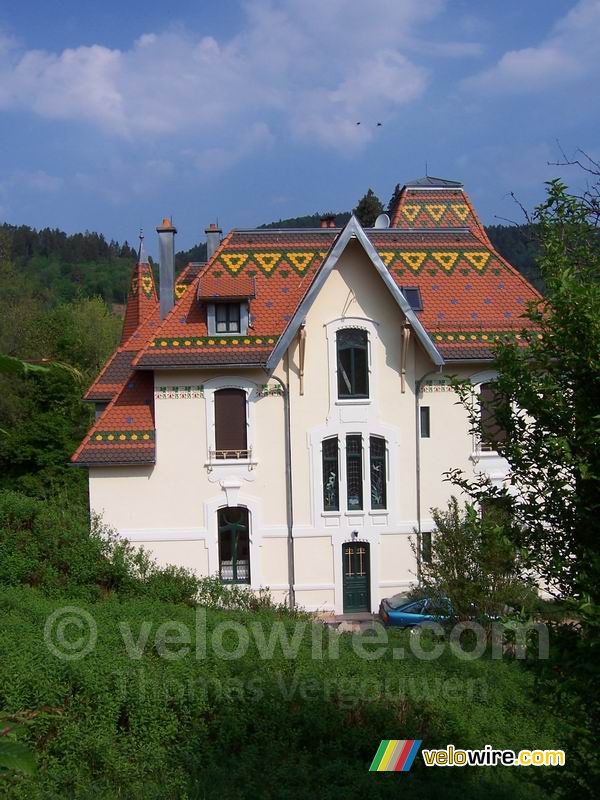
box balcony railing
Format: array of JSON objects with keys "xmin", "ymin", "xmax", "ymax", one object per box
[{"xmin": 208, "ymin": 447, "xmax": 252, "ymax": 461}]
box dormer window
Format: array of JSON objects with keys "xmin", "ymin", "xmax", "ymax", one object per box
[
  {"xmin": 206, "ymin": 301, "xmax": 249, "ymax": 336},
  {"xmin": 199, "ymin": 276, "xmax": 254, "ymax": 337},
  {"xmin": 216, "ymin": 302, "xmax": 241, "ymax": 333}
]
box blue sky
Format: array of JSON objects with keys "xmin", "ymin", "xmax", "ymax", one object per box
[{"xmin": 1, "ymin": 0, "xmax": 598, "ymax": 253}]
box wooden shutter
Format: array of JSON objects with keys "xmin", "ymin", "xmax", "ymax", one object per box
[{"xmin": 215, "ymin": 389, "xmax": 247, "ymax": 452}]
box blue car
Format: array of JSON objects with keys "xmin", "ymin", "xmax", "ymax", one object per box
[{"xmin": 379, "ymin": 594, "xmax": 452, "ymax": 627}]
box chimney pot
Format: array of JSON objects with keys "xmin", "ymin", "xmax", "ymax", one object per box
[
  {"xmin": 205, "ymin": 222, "xmax": 222, "ymax": 261},
  {"xmin": 320, "ymin": 213, "xmax": 336, "ymax": 228}
]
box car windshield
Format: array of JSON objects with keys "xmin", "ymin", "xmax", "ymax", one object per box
[{"xmin": 386, "ymin": 594, "xmax": 423, "ymax": 610}]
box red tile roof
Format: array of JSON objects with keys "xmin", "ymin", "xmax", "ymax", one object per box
[
  {"xmin": 120, "ymin": 258, "xmax": 158, "ymax": 345},
  {"xmin": 390, "ymin": 185, "xmax": 492, "ymax": 246},
  {"xmin": 198, "ymin": 274, "xmax": 256, "ymax": 299},
  {"xmin": 75, "ymin": 182, "xmax": 542, "ymax": 465},
  {"xmin": 133, "ymin": 229, "xmax": 338, "ymax": 368},
  {"xmin": 72, "ymin": 371, "xmax": 155, "ymax": 466}
]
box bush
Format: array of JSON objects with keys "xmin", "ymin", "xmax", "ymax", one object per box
[
  {"xmin": 0, "ymin": 586, "xmax": 562, "ymax": 799},
  {"xmin": 0, "ymin": 489, "xmax": 199, "ymax": 605},
  {"xmin": 416, "ymin": 497, "xmax": 537, "ymax": 626}
]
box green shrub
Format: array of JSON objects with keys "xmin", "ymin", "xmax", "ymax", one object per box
[
  {"xmin": 0, "ymin": 586, "xmax": 563, "ymax": 800},
  {"xmin": 0, "ymin": 489, "xmax": 199, "ymax": 605},
  {"xmin": 415, "ymin": 497, "xmax": 538, "ymax": 626}
]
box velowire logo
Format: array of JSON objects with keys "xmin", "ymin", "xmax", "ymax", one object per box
[{"xmin": 369, "ymin": 739, "xmax": 422, "ymax": 772}]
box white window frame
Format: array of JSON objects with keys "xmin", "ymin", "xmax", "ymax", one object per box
[
  {"xmin": 204, "ymin": 377, "xmax": 258, "ymax": 467},
  {"xmin": 326, "ymin": 317, "xmax": 378, "ymax": 409},
  {"xmin": 320, "ymin": 432, "xmax": 389, "ymax": 516},
  {"xmin": 207, "ymin": 302, "xmax": 249, "ymax": 337},
  {"xmin": 469, "ymin": 369, "xmax": 500, "ymax": 457}
]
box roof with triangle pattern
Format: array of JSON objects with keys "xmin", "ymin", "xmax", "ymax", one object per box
[{"xmin": 73, "ymin": 177, "xmax": 541, "ymax": 466}]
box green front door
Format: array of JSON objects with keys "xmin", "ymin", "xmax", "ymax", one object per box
[{"xmin": 342, "ymin": 542, "xmax": 370, "ymax": 613}]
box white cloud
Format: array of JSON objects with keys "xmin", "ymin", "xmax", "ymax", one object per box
[
  {"xmin": 463, "ymin": 0, "xmax": 600, "ymax": 94},
  {"xmin": 0, "ymin": 0, "xmax": 478, "ymax": 159}
]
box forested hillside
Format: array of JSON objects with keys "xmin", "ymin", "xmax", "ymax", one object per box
[{"xmin": 0, "ymin": 223, "xmax": 138, "ymax": 307}]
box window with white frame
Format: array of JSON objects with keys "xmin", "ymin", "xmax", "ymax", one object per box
[
  {"xmin": 207, "ymin": 302, "xmax": 249, "ymax": 336},
  {"xmin": 336, "ymin": 329, "xmax": 369, "ymax": 399},
  {"xmin": 322, "ymin": 437, "xmax": 340, "ymax": 511},
  {"xmin": 322, "ymin": 434, "xmax": 388, "ymax": 512},
  {"xmin": 218, "ymin": 506, "xmax": 250, "ymax": 583}
]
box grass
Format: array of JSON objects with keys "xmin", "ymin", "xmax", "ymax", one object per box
[{"xmin": 0, "ymin": 585, "xmax": 565, "ymax": 800}]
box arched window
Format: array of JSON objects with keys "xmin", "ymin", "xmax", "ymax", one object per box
[
  {"xmin": 336, "ymin": 329, "xmax": 369, "ymax": 399},
  {"xmin": 214, "ymin": 388, "xmax": 248, "ymax": 458},
  {"xmin": 218, "ymin": 507, "xmax": 250, "ymax": 583}
]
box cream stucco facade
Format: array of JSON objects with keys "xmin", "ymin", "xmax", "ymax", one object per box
[{"xmin": 89, "ymin": 234, "xmax": 507, "ymax": 613}]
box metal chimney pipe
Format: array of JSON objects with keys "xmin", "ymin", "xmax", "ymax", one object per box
[
  {"xmin": 205, "ymin": 222, "xmax": 222, "ymax": 261},
  {"xmin": 156, "ymin": 217, "xmax": 177, "ymax": 320}
]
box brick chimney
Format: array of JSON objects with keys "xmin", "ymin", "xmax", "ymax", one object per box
[
  {"xmin": 320, "ymin": 214, "xmax": 337, "ymax": 228},
  {"xmin": 156, "ymin": 217, "xmax": 177, "ymax": 320},
  {"xmin": 205, "ymin": 222, "xmax": 222, "ymax": 261}
]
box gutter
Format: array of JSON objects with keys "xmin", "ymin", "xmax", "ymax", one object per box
[{"xmin": 266, "ymin": 357, "xmax": 295, "ymax": 610}]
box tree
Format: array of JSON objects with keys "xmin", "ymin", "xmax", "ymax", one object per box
[
  {"xmin": 353, "ymin": 189, "xmax": 383, "ymax": 227},
  {"xmin": 415, "ymin": 497, "xmax": 535, "ymax": 627},
  {"xmin": 387, "ymin": 183, "xmax": 402, "ymax": 217},
  {"xmin": 449, "ymin": 177, "xmax": 600, "ymax": 602},
  {"xmin": 448, "ymin": 174, "xmax": 600, "ymax": 793}
]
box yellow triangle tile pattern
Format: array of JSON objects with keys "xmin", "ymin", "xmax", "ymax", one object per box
[
  {"xmin": 425, "ymin": 204, "xmax": 446, "ymax": 222},
  {"xmin": 254, "ymin": 253, "xmax": 282, "ymax": 273},
  {"xmin": 399, "ymin": 252, "xmax": 428, "ymax": 271},
  {"xmin": 431, "ymin": 251, "xmax": 460, "ymax": 271},
  {"xmin": 222, "ymin": 254, "xmax": 249, "ymax": 273},
  {"xmin": 462, "ymin": 251, "xmax": 491, "ymax": 270}
]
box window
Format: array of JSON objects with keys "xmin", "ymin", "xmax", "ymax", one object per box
[
  {"xmin": 207, "ymin": 302, "xmax": 248, "ymax": 336},
  {"xmin": 336, "ymin": 329, "xmax": 369, "ymax": 399},
  {"xmin": 218, "ymin": 507, "xmax": 250, "ymax": 583},
  {"xmin": 420, "ymin": 406, "xmax": 430, "ymax": 438},
  {"xmin": 322, "ymin": 437, "xmax": 339, "ymax": 511},
  {"xmin": 215, "ymin": 303, "xmax": 241, "ymax": 333},
  {"xmin": 479, "ymin": 382, "xmax": 506, "ymax": 452},
  {"xmin": 401, "ymin": 287, "xmax": 423, "ymax": 311},
  {"xmin": 369, "ymin": 436, "xmax": 387, "ymax": 510},
  {"xmin": 214, "ymin": 388, "xmax": 248, "ymax": 458},
  {"xmin": 321, "ymin": 433, "xmax": 390, "ymax": 513},
  {"xmin": 346, "ymin": 434, "xmax": 363, "ymax": 510},
  {"xmin": 421, "ymin": 531, "xmax": 432, "ymax": 563}
]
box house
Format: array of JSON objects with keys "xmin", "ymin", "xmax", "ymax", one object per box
[{"xmin": 72, "ymin": 177, "xmax": 540, "ymax": 614}]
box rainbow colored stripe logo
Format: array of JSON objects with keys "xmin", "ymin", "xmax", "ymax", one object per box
[{"xmin": 369, "ymin": 739, "xmax": 422, "ymax": 772}]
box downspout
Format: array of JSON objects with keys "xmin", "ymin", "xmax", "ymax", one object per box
[
  {"xmin": 266, "ymin": 357, "xmax": 295, "ymax": 610},
  {"xmin": 400, "ymin": 324, "xmax": 411, "ymax": 393},
  {"xmin": 415, "ymin": 364, "xmax": 443, "ymax": 583},
  {"xmin": 298, "ymin": 324, "xmax": 306, "ymax": 396}
]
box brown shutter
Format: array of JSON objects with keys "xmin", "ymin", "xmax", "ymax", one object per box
[{"xmin": 215, "ymin": 389, "xmax": 247, "ymax": 453}]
